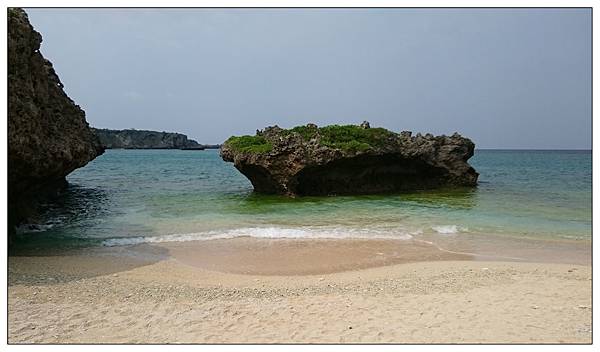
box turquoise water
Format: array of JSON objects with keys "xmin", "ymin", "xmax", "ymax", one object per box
[{"xmin": 14, "ymin": 149, "xmax": 591, "ymax": 249}]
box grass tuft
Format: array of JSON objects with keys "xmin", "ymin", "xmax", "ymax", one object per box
[
  {"xmin": 224, "ymin": 135, "xmax": 272, "ymax": 153},
  {"xmin": 317, "ymin": 125, "xmax": 395, "ymax": 151}
]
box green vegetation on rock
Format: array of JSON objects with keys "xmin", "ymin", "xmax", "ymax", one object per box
[
  {"xmin": 224, "ymin": 135, "xmax": 273, "ymax": 153},
  {"xmin": 317, "ymin": 125, "xmax": 396, "ymax": 151},
  {"xmin": 225, "ymin": 124, "xmax": 400, "ymax": 154},
  {"xmin": 284, "ymin": 125, "xmax": 319, "ymax": 140},
  {"xmin": 283, "ymin": 124, "xmax": 397, "ymax": 152}
]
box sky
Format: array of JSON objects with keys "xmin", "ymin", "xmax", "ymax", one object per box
[{"xmin": 25, "ymin": 8, "xmax": 591, "ymax": 148}]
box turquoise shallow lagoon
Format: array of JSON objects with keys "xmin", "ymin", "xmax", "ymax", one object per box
[{"xmin": 14, "ymin": 149, "xmax": 591, "ymax": 250}]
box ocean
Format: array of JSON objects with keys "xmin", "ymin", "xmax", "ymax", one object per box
[{"xmin": 13, "ymin": 149, "xmax": 592, "ymax": 251}]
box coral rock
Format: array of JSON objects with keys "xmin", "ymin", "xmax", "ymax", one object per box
[
  {"xmin": 8, "ymin": 8, "xmax": 104, "ymax": 237},
  {"xmin": 221, "ymin": 123, "xmax": 478, "ymax": 196}
]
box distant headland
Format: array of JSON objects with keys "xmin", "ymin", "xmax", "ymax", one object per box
[{"xmin": 92, "ymin": 128, "xmax": 220, "ymax": 150}]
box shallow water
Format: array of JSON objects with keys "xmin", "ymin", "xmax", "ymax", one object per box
[{"xmin": 13, "ymin": 149, "xmax": 591, "ymax": 250}]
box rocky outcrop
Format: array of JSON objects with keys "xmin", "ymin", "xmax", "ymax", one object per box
[
  {"xmin": 92, "ymin": 128, "xmax": 202, "ymax": 149},
  {"xmin": 221, "ymin": 123, "xmax": 478, "ymax": 196},
  {"xmin": 8, "ymin": 8, "xmax": 104, "ymax": 238}
]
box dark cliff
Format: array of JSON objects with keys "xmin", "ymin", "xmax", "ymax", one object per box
[
  {"xmin": 92, "ymin": 128, "xmax": 201, "ymax": 149},
  {"xmin": 8, "ymin": 8, "xmax": 104, "ymax": 238},
  {"xmin": 221, "ymin": 122, "xmax": 478, "ymax": 196}
]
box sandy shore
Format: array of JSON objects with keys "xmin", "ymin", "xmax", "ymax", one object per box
[
  {"xmin": 165, "ymin": 238, "xmax": 471, "ymax": 275},
  {"xmin": 8, "ymin": 238, "xmax": 592, "ymax": 344}
]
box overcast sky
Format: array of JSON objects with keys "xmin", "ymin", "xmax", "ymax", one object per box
[{"xmin": 26, "ymin": 8, "xmax": 591, "ymax": 148}]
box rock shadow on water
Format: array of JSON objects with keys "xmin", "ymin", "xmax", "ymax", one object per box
[
  {"xmin": 231, "ymin": 186, "xmax": 479, "ymax": 214},
  {"xmin": 10, "ymin": 183, "xmax": 112, "ymax": 254}
]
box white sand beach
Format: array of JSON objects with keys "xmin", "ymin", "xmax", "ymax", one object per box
[{"xmin": 8, "ymin": 238, "xmax": 592, "ymax": 344}]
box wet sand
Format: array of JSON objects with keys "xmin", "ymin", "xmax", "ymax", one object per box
[
  {"xmin": 8, "ymin": 237, "xmax": 592, "ymax": 343},
  {"xmin": 163, "ymin": 238, "xmax": 471, "ymax": 275},
  {"xmin": 162, "ymin": 235, "xmax": 591, "ymax": 275}
]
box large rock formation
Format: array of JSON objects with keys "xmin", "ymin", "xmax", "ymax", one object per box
[
  {"xmin": 92, "ymin": 128, "xmax": 202, "ymax": 149},
  {"xmin": 221, "ymin": 123, "xmax": 478, "ymax": 196},
  {"xmin": 8, "ymin": 8, "xmax": 104, "ymax": 238}
]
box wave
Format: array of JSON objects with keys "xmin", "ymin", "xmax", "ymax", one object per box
[
  {"xmin": 431, "ymin": 225, "xmax": 468, "ymax": 234},
  {"xmin": 101, "ymin": 226, "xmax": 418, "ymax": 247}
]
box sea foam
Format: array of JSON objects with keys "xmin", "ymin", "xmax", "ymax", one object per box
[
  {"xmin": 101, "ymin": 226, "xmax": 416, "ymax": 247},
  {"xmin": 431, "ymin": 225, "xmax": 468, "ymax": 234}
]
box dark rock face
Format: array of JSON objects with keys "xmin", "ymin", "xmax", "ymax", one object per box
[
  {"xmin": 8, "ymin": 8, "xmax": 104, "ymax": 237},
  {"xmin": 92, "ymin": 128, "xmax": 201, "ymax": 149},
  {"xmin": 221, "ymin": 123, "xmax": 478, "ymax": 196}
]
